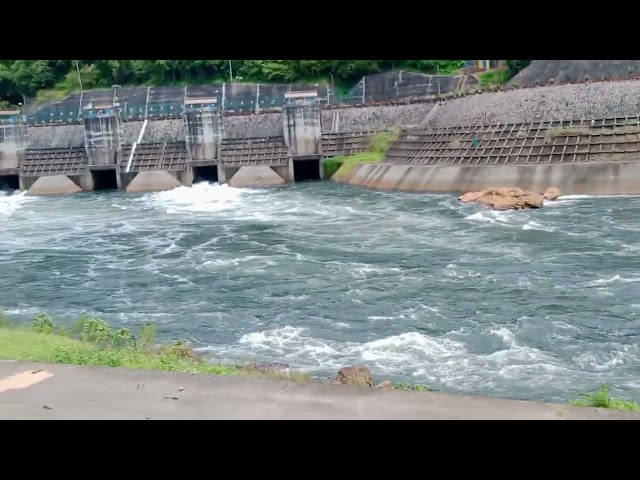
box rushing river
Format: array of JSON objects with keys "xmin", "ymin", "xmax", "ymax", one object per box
[{"xmin": 1, "ymin": 182, "xmax": 640, "ymax": 403}]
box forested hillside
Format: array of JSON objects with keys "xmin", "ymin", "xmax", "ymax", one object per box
[{"xmin": 0, "ymin": 60, "xmax": 529, "ymax": 107}]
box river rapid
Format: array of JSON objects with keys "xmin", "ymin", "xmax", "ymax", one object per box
[{"xmin": 1, "ymin": 182, "xmax": 640, "ymax": 403}]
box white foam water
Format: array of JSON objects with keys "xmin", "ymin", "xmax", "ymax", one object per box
[
  {"xmin": 0, "ymin": 191, "xmax": 32, "ymax": 219},
  {"xmin": 143, "ymin": 182, "xmax": 249, "ymax": 213}
]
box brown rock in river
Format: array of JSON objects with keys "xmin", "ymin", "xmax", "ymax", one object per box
[
  {"xmin": 543, "ymin": 187, "xmax": 562, "ymax": 201},
  {"xmin": 459, "ymin": 187, "xmax": 544, "ymax": 211},
  {"xmin": 336, "ymin": 365, "xmax": 374, "ymax": 387}
]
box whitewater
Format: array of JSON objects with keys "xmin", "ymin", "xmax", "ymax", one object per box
[{"xmin": 1, "ymin": 183, "xmax": 640, "ymax": 403}]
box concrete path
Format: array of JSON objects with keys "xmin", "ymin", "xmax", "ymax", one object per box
[{"xmin": 1, "ymin": 360, "xmax": 638, "ymax": 420}]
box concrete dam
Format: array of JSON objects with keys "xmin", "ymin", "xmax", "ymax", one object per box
[
  {"xmin": 7, "ymin": 79, "xmax": 640, "ymax": 196},
  {"xmin": 0, "ymin": 93, "xmax": 435, "ymax": 196}
]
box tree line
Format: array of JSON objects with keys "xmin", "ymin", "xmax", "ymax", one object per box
[{"xmin": 0, "ymin": 60, "xmax": 531, "ymax": 106}]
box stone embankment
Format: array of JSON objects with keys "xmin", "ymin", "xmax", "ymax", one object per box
[
  {"xmin": 510, "ymin": 60, "xmax": 640, "ymax": 87},
  {"xmin": 430, "ymin": 79, "xmax": 640, "ymax": 127}
]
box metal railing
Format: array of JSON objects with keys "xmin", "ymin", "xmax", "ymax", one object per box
[{"xmin": 21, "ymin": 71, "xmax": 471, "ymax": 126}]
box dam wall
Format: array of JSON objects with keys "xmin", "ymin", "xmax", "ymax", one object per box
[
  {"xmin": 431, "ymin": 80, "xmax": 640, "ymax": 127},
  {"xmin": 334, "ymin": 116, "xmax": 640, "ymax": 196},
  {"xmin": 28, "ymin": 103, "xmax": 435, "ymax": 149}
]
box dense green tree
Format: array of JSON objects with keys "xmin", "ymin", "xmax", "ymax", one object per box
[
  {"xmin": 0, "ymin": 59, "xmax": 472, "ymax": 105},
  {"xmin": 505, "ymin": 60, "xmax": 532, "ymax": 77}
]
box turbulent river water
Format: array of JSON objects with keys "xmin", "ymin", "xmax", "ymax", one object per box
[{"xmin": 1, "ymin": 182, "xmax": 640, "ymax": 403}]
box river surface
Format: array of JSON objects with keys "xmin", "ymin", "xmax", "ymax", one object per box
[{"xmin": 1, "ymin": 182, "xmax": 640, "ymax": 403}]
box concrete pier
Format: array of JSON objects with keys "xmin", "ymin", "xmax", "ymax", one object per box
[
  {"xmin": 119, "ymin": 142, "xmax": 190, "ymax": 193},
  {"xmin": 283, "ymin": 91, "xmax": 324, "ymax": 181},
  {"xmin": 221, "ymin": 136, "xmax": 291, "ymax": 187},
  {"xmin": 21, "ymin": 104, "xmax": 124, "ymax": 196},
  {"xmin": 83, "ymin": 104, "xmax": 122, "ymax": 190},
  {"xmin": 220, "ymin": 91, "xmax": 325, "ymax": 188},
  {"xmin": 0, "ymin": 111, "xmax": 26, "ymax": 189},
  {"xmin": 183, "ymin": 98, "xmax": 224, "ymax": 184}
]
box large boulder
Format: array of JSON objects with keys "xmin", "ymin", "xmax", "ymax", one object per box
[
  {"xmin": 336, "ymin": 365, "xmax": 374, "ymax": 387},
  {"xmin": 459, "ymin": 187, "xmax": 544, "ymax": 211},
  {"xmin": 543, "ymin": 187, "xmax": 562, "ymax": 201}
]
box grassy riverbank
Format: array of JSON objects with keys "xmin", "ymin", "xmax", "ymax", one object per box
[
  {"xmin": 325, "ymin": 129, "xmax": 399, "ymax": 181},
  {"xmin": 0, "ymin": 313, "xmax": 244, "ymax": 376},
  {"xmin": 0, "ymin": 312, "xmax": 638, "ymax": 410}
]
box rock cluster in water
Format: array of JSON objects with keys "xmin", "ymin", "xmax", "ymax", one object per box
[
  {"xmin": 336, "ymin": 365, "xmax": 394, "ymax": 389},
  {"xmin": 245, "ymin": 362, "xmax": 394, "ymax": 389},
  {"xmin": 459, "ymin": 186, "xmax": 562, "ymax": 210}
]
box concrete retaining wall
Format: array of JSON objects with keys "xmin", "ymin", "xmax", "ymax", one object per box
[
  {"xmin": 432, "ymin": 80, "xmax": 640, "ymax": 127},
  {"xmin": 26, "ymin": 103, "xmax": 437, "ymax": 148},
  {"xmin": 334, "ymin": 161, "xmax": 640, "ymax": 196}
]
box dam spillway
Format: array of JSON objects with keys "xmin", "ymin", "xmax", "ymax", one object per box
[
  {"xmin": 10, "ymin": 91, "xmax": 383, "ymax": 196},
  {"xmin": 12, "ymin": 79, "xmax": 640, "ymax": 196},
  {"xmin": 13, "ymin": 111, "xmax": 640, "ymax": 197}
]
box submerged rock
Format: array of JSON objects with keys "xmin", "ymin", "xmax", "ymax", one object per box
[
  {"xmin": 375, "ymin": 380, "xmax": 394, "ymax": 390},
  {"xmin": 543, "ymin": 187, "xmax": 562, "ymax": 201},
  {"xmin": 336, "ymin": 365, "xmax": 374, "ymax": 387},
  {"xmin": 459, "ymin": 187, "xmax": 544, "ymax": 210},
  {"xmin": 246, "ymin": 362, "xmax": 290, "ymax": 374}
]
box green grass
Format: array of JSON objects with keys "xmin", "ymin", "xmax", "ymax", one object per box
[
  {"xmin": 325, "ymin": 151, "xmax": 384, "ymax": 179},
  {"xmin": 571, "ymin": 384, "xmax": 640, "ymax": 411},
  {"xmin": 327, "ymin": 129, "xmax": 400, "ymax": 180},
  {"xmin": 4, "ymin": 312, "xmax": 639, "ymax": 411},
  {"xmin": 394, "ymin": 383, "xmax": 431, "ymax": 392},
  {"xmin": 0, "ymin": 313, "xmax": 247, "ymax": 376},
  {"xmin": 478, "ymin": 69, "xmax": 510, "ymax": 87}
]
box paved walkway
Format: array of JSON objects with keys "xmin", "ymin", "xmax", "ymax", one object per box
[{"xmin": 1, "ymin": 361, "xmax": 638, "ymax": 420}]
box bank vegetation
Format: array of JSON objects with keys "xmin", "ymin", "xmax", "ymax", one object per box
[
  {"xmin": 2, "ymin": 311, "xmax": 630, "ymax": 410},
  {"xmin": 0, "ymin": 60, "xmax": 532, "ymax": 107}
]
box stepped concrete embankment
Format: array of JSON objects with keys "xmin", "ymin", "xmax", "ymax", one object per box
[
  {"xmin": 431, "ymin": 79, "xmax": 640, "ymax": 127},
  {"xmin": 334, "ymin": 110, "xmax": 640, "ymax": 196},
  {"xmin": 334, "ymin": 161, "xmax": 640, "ymax": 196}
]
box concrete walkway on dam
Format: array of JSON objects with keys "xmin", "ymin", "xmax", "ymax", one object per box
[{"xmin": 1, "ymin": 361, "xmax": 638, "ymax": 420}]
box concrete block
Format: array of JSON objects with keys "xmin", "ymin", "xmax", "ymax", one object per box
[
  {"xmin": 125, "ymin": 171, "xmax": 181, "ymax": 193},
  {"xmin": 228, "ymin": 166, "xmax": 285, "ymax": 188},
  {"xmin": 25, "ymin": 175, "xmax": 83, "ymax": 196}
]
